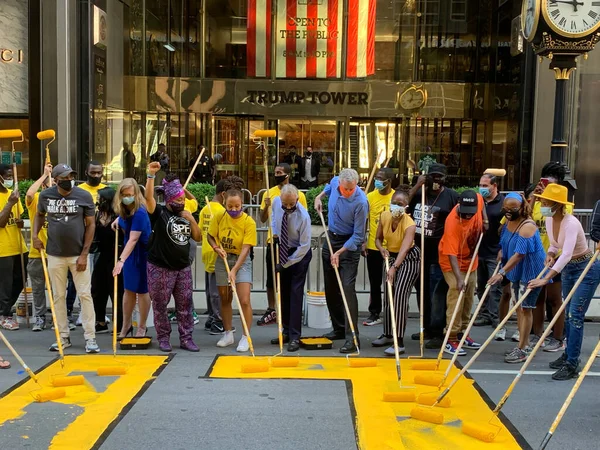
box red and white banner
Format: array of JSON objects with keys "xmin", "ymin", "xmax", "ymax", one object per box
[
  {"xmin": 247, "ymin": 0, "xmax": 375, "ymax": 79},
  {"xmin": 346, "ymin": 0, "xmax": 375, "ymax": 78}
]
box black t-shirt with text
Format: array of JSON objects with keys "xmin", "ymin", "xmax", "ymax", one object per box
[
  {"xmin": 148, "ymin": 204, "xmax": 192, "ymax": 271},
  {"xmin": 409, "ymin": 187, "xmax": 459, "ymax": 262}
]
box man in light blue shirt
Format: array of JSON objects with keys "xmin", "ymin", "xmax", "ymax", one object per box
[
  {"xmin": 314, "ymin": 168, "xmax": 368, "ymax": 353},
  {"xmin": 270, "ymin": 185, "xmax": 312, "ymax": 352}
]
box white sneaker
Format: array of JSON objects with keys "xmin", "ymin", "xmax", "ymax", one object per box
[
  {"xmin": 49, "ymin": 337, "xmax": 72, "ymax": 352},
  {"xmin": 236, "ymin": 335, "xmax": 250, "ymax": 352},
  {"xmin": 511, "ymin": 330, "xmax": 520, "ymax": 342},
  {"xmin": 495, "ymin": 327, "xmax": 506, "ymax": 341},
  {"xmin": 85, "ymin": 339, "xmax": 100, "ymax": 353},
  {"xmin": 105, "ymin": 315, "xmax": 111, "ymax": 324},
  {"xmin": 217, "ymin": 331, "xmax": 235, "ymax": 348},
  {"xmin": 32, "ymin": 316, "xmax": 46, "ymax": 332},
  {"xmin": 75, "ymin": 315, "xmax": 82, "ymax": 326}
]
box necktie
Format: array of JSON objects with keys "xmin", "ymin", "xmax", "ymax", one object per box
[{"xmin": 280, "ymin": 212, "xmax": 289, "ymax": 265}]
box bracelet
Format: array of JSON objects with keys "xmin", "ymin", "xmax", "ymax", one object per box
[{"xmin": 147, "ymin": 174, "xmax": 156, "ymax": 179}]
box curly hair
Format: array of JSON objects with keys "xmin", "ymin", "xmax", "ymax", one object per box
[
  {"xmin": 226, "ymin": 175, "xmax": 245, "ymax": 191},
  {"xmin": 164, "ymin": 172, "xmax": 179, "ymax": 183},
  {"xmin": 541, "ymin": 162, "xmax": 566, "ymax": 182}
]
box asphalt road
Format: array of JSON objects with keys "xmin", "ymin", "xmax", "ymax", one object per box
[{"xmin": 1, "ymin": 316, "xmax": 599, "ymax": 450}]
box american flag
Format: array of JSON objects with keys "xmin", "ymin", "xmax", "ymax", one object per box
[{"xmin": 247, "ymin": 0, "xmax": 375, "ymax": 78}]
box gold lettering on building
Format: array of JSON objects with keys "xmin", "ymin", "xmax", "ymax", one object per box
[{"xmin": 0, "ymin": 49, "xmax": 24, "ymax": 63}]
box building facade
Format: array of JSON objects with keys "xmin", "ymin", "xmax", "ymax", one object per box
[{"xmin": 23, "ymin": 0, "xmax": 551, "ymax": 198}]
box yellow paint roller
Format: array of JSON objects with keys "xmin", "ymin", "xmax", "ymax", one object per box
[
  {"xmin": 417, "ymin": 392, "xmax": 451, "ymax": 408},
  {"xmin": 0, "ymin": 129, "xmax": 23, "ymax": 139},
  {"xmin": 32, "ymin": 388, "xmax": 66, "ymax": 403},
  {"xmin": 254, "ymin": 129, "xmax": 277, "ymax": 138},
  {"xmin": 97, "ymin": 366, "xmax": 128, "ymax": 376},
  {"xmin": 413, "ymin": 372, "xmax": 444, "ymax": 387},
  {"xmin": 483, "ymin": 168, "xmax": 507, "ymax": 177},
  {"xmin": 410, "ymin": 361, "xmax": 438, "ymax": 371},
  {"xmin": 318, "ymin": 210, "xmax": 376, "ymax": 368},
  {"xmin": 410, "ymin": 406, "xmax": 444, "ymax": 425},
  {"xmin": 37, "ymin": 130, "xmax": 56, "ymax": 140},
  {"xmin": 382, "ymin": 258, "xmax": 415, "ymax": 402},
  {"xmin": 271, "ymin": 358, "xmax": 300, "ymax": 368},
  {"xmin": 463, "ymin": 251, "xmax": 599, "ymax": 443},
  {"xmin": 241, "ymin": 361, "xmax": 270, "ymax": 373},
  {"xmin": 382, "ymin": 391, "xmax": 416, "ymax": 402},
  {"xmin": 51, "ymin": 375, "xmax": 85, "ymax": 387}
]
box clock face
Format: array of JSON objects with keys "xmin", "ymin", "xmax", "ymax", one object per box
[
  {"xmin": 543, "ymin": 0, "xmax": 600, "ymax": 38},
  {"xmin": 521, "ymin": 0, "xmax": 540, "ymax": 40},
  {"xmin": 398, "ymin": 87, "xmax": 426, "ymax": 110}
]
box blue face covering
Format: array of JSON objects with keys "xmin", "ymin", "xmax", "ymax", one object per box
[
  {"xmin": 479, "ymin": 187, "xmax": 491, "ymax": 198},
  {"xmin": 374, "ymin": 180, "xmax": 386, "ymax": 191},
  {"xmin": 122, "ymin": 196, "xmax": 135, "ymax": 205}
]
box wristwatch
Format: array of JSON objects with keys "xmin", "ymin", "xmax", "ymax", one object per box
[
  {"xmin": 118, "ymin": 257, "xmax": 125, "ymax": 263},
  {"xmin": 499, "ymin": 268, "xmax": 506, "ymax": 277}
]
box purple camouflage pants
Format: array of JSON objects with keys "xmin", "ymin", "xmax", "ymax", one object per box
[{"xmin": 148, "ymin": 262, "xmax": 194, "ymax": 344}]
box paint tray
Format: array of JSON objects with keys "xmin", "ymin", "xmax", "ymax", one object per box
[
  {"xmin": 119, "ymin": 337, "xmax": 152, "ymax": 350},
  {"xmin": 300, "ymin": 337, "xmax": 333, "ymax": 350}
]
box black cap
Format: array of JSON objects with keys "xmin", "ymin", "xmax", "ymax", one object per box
[
  {"xmin": 459, "ymin": 190, "xmax": 478, "ymax": 215},
  {"xmin": 51, "ymin": 163, "xmax": 77, "ymax": 179},
  {"xmin": 428, "ymin": 163, "xmax": 447, "ymax": 175}
]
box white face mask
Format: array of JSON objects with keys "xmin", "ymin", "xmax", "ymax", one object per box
[
  {"xmin": 540, "ymin": 206, "xmax": 557, "ymax": 217},
  {"xmin": 390, "ymin": 204, "xmax": 405, "ymax": 218},
  {"xmin": 1, "ymin": 177, "xmax": 13, "ymax": 189}
]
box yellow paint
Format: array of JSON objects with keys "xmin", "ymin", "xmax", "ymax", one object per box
[
  {"xmin": 120, "ymin": 337, "xmax": 152, "ymax": 345},
  {"xmin": 210, "ymin": 357, "xmax": 523, "ymax": 450},
  {"xmin": 0, "ymin": 355, "xmax": 167, "ymax": 450},
  {"xmin": 22, "ymin": 435, "xmax": 29, "ymax": 439},
  {"xmin": 300, "ymin": 338, "xmax": 331, "ymax": 345}
]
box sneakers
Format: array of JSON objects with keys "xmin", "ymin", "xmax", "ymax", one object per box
[
  {"xmin": 443, "ymin": 341, "xmax": 466, "ymax": 356},
  {"xmin": 192, "ymin": 311, "xmax": 200, "ymax": 325},
  {"xmin": 158, "ymin": 339, "xmax": 172, "ymax": 352},
  {"xmin": 180, "ymin": 340, "xmax": 200, "ymax": 352},
  {"xmin": 462, "ymin": 336, "xmax": 482, "ymax": 350},
  {"xmin": 95, "ymin": 323, "xmax": 109, "ymax": 334},
  {"xmin": 68, "ymin": 315, "xmax": 77, "ymax": 330},
  {"xmin": 49, "ymin": 337, "xmax": 72, "ymax": 352},
  {"xmin": 543, "ymin": 337, "xmax": 564, "ymax": 353},
  {"xmin": 168, "ymin": 312, "xmax": 177, "ymax": 323},
  {"xmin": 1, "ymin": 316, "xmax": 19, "ymax": 331},
  {"xmin": 204, "ymin": 316, "xmax": 214, "ymax": 331},
  {"xmin": 75, "ymin": 314, "xmax": 82, "ymax": 326},
  {"xmin": 384, "ymin": 346, "xmax": 405, "ymax": 356},
  {"xmin": 552, "ymin": 363, "xmax": 578, "ymax": 380},
  {"xmin": 504, "ymin": 347, "xmax": 527, "ymax": 364},
  {"xmin": 372, "ymin": 334, "xmax": 394, "ymax": 347},
  {"xmin": 217, "ymin": 331, "xmax": 235, "ymax": 347},
  {"xmin": 530, "ymin": 335, "xmax": 548, "ymax": 348},
  {"xmin": 494, "ymin": 327, "xmax": 506, "ymax": 341},
  {"xmin": 257, "ymin": 308, "xmax": 276, "ymax": 326},
  {"xmin": 511, "ymin": 330, "xmax": 520, "ymax": 342},
  {"xmin": 85, "ymin": 339, "xmax": 100, "ymax": 353},
  {"xmin": 32, "ymin": 316, "xmax": 46, "ymax": 332},
  {"xmin": 236, "ymin": 335, "xmax": 250, "ymax": 352},
  {"xmin": 363, "ymin": 313, "xmax": 382, "ymax": 326},
  {"xmin": 473, "ymin": 317, "xmax": 492, "ymax": 327},
  {"xmin": 549, "ymin": 353, "xmax": 567, "ymax": 370},
  {"xmin": 209, "ymin": 321, "xmax": 225, "ymax": 335},
  {"xmin": 425, "ymin": 337, "xmax": 443, "ymax": 349}
]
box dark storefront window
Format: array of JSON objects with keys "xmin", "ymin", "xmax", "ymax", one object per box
[{"xmin": 205, "ymin": 0, "xmax": 247, "ymax": 78}]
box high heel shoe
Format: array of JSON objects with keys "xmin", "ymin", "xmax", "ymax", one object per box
[
  {"xmin": 116, "ymin": 326, "xmax": 133, "ymax": 342},
  {"xmin": 135, "ymin": 326, "xmax": 147, "ymax": 338}
]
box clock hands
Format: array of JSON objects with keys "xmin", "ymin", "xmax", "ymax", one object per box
[{"xmin": 549, "ymin": 0, "xmax": 584, "ymax": 12}]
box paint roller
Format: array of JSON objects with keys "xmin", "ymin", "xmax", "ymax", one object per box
[
  {"xmin": 416, "ymin": 261, "xmax": 501, "ymax": 388},
  {"xmin": 364, "ymin": 148, "xmax": 385, "ymax": 193},
  {"xmin": 183, "ymin": 147, "xmax": 205, "ymax": 189},
  {"xmin": 254, "ymin": 129, "xmax": 277, "ymax": 139},
  {"xmin": 318, "ymin": 210, "xmax": 376, "ymax": 368},
  {"xmin": 409, "ymin": 265, "xmax": 549, "ymax": 424},
  {"xmin": 483, "ymin": 168, "xmax": 507, "ymax": 177},
  {"xmin": 413, "ymin": 233, "xmax": 483, "ymax": 376},
  {"xmin": 0, "ymin": 129, "xmax": 23, "ymax": 139},
  {"xmin": 382, "ymin": 258, "xmax": 415, "ymax": 402},
  {"xmin": 463, "ymin": 251, "xmax": 600, "ymax": 443},
  {"xmin": 37, "ymin": 129, "xmax": 56, "ymax": 166}
]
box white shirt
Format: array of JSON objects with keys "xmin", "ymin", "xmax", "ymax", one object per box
[{"xmin": 302, "ymin": 157, "xmax": 316, "ymax": 182}]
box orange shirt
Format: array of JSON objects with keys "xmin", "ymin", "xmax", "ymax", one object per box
[{"xmin": 438, "ymin": 198, "xmax": 484, "ymax": 273}]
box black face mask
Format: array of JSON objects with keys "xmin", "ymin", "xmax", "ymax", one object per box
[
  {"xmin": 169, "ymin": 202, "xmax": 185, "ymax": 214},
  {"xmin": 274, "ymin": 174, "xmax": 288, "ymax": 185},
  {"xmin": 57, "ymin": 180, "xmax": 73, "ymax": 192},
  {"xmin": 503, "ymin": 209, "xmax": 521, "ymax": 221},
  {"xmin": 305, "ymin": 151, "xmax": 312, "ymax": 157},
  {"xmin": 87, "ymin": 175, "xmax": 102, "ymax": 187}
]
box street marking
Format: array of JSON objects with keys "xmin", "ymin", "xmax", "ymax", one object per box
[
  {"xmin": 0, "ymin": 355, "xmax": 169, "ymax": 449},
  {"xmin": 209, "ymin": 356, "xmax": 528, "ymax": 450},
  {"xmin": 468, "ymin": 369, "xmax": 600, "ymax": 376}
]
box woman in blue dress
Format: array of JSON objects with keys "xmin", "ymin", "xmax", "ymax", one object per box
[
  {"xmin": 488, "ymin": 192, "xmax": 547, "ymax": 364},
  {"xmin": 112, "ymin": 178, "xmax": 152, "ymax": 338}
]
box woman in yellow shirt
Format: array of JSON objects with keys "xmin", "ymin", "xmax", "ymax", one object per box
[
  {"xmin": 373, "ymin": 190, "xmax": 420, "ymax": 356},
  {"xmin": 208, "ymin": 188, "xmax": 257, "ymax": 352}
]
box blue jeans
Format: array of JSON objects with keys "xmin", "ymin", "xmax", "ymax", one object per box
[{"xmin": 562, "ymin": 258, "xmax": 600, "ymax": 367}]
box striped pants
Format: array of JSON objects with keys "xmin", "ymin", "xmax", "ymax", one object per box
[{"xmin": 382, "ymin": 246, "xmax": 421, "ymax": 339}]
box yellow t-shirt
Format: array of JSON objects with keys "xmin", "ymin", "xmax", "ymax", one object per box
[
  {"xmin": 78, "ymin": 182, "xmax": 107, "ymax": 205},
  {"xmin": 185, "ymin": 197, "xmax": 199, "ymax": 214},
  {"xmin": 0, "ymin": 190, "xmax": 27, "ymax": 257},
  {"xmin": 366, "ymin": 190, "xmax": 394, "ymax": 250},
  {"xmin": 26, "ymin": 192, "xmax": 48, "ymax": 259},
  {"xmin": 199, "ymin": 201, "xmax": 225, "ymax": 272},
  {"xmin": 379, "ymin": 212, "xmax": 415, "ymax": 253},
  {"xmin": 532, "ymin": 201, "xmax": 574, "ymax": 251},
  {"xmin": 260, "ymin": 185, "xmax": 308, "ymax": 242},
  {"xmin": 208, "ymin": 210, "xmax": 257, "ymax": 255}
]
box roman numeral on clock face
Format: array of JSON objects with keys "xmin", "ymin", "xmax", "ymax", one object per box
[
  {"xmin": 559, "ymin": 17, "xmax": 567, "ymax": 26},
  {"xmin": 551, "ymin": 9, "xmax": 560, "ymax": 18},
  {"xmin": 589, "ymin": 10, "xmax": 599, "ymax": 19},
  {"xmin": 571, "ymin": 20, "xmax": 576, "ymax": 29},
  {"xmin": 592, "ymin": 1, "xmax": 600, "ymax": 6}
]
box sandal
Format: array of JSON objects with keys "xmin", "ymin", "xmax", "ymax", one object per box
[{"xmin": 0, "ymin": 357, "xmax": 11, "ymax": 369}]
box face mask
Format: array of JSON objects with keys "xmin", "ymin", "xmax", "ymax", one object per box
[
  {"xmin": 1, "ymin": 177, "xmax": 13, "ymax": 189},
  {"xmin": 374, "ymin": 180, "xmax": 387, "ymax": 191},
  {"xmin": 227, "ymin": 209, "xmax": 243, "ymax": 218},
  {"xmin": 479, "ymin": 187, "xmax": 491, "ymax": 198},
  {"xmin": 390, "ymin": 204, "xmax": 405, "ymax": 218},
  {"xmin": 169, "ymin": 202, "xmax": 185, "ymax": 214},
  {"xmin": 504, "ymin": 209, "xmax": 521, "ymax": 221},
  {"xmin": 541, "ymin": 206, "xmax": 556, "ymax": 217},
  {"xmin": 282, "ymin": 204, "xmax": 297, "ymax": 214},
  {"xmin": 340, "ymin": 187, "xmax": 356, "ymax": 199},
  {"xmin": 122, "ymin": 196, "xmax": 135, "ymax": 206},
  {"xmin": 58, "ymin": 180, "xmax": 74, "ymax": 191},
  {"xmin": 306, "ymin": 151, "xmax": 312, "ymax": 157},
  {"xmin": 274, "ymin": 174, "xmax": 288, "ymax": 185},
  {"xmin": 427, "ymin": 177, "xmax": 442, "ymax": 191},
  {"xmin": 87, "ymin": 175, "xmax": 102, "ymax": 187}
]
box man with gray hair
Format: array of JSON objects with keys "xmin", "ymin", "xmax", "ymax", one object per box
[
  {"xmin": 269, "ymin": 184, "xmax": 312, "ymax": 352},
  {"xmin": 314, "ymin": 168, "xmax": 368, "ymax": 353}
]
